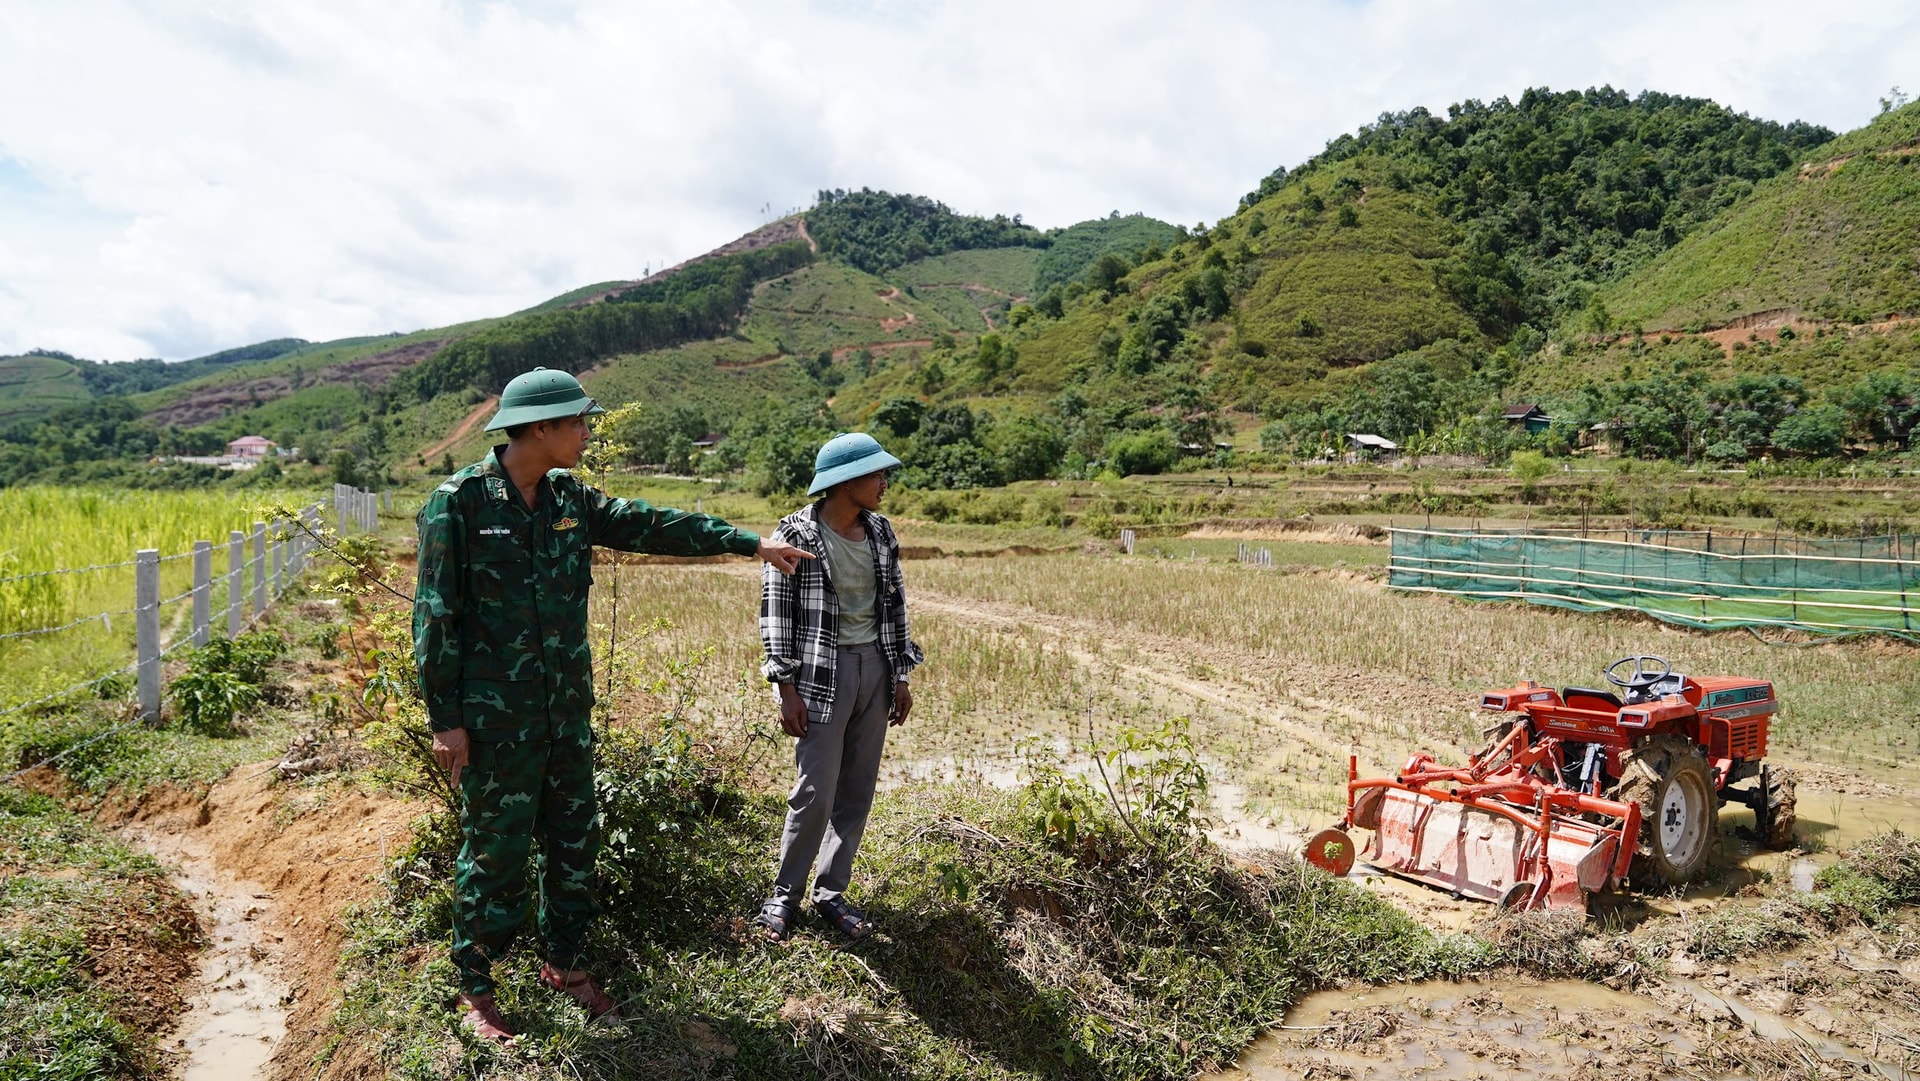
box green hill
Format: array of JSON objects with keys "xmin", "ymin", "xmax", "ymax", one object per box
[
  {"xmin": 1033, "ymin": 214, "xmax": 1184, "ymax": 293},
  {"xmin": 989, "ymin": 86, "xmax": 1829, "ymax": 455},
  {"xmin": 0, "ymin": 354, "xmax": 89, "ymax": 427},
  {"xmin": 1590, "ymin": 100, "xmax": 1920, "ymax": 331}
]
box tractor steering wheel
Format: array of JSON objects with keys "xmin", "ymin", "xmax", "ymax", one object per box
[{"xmin": 1603, "ymin": 654, "xmax": 1672, "ymax": 694}]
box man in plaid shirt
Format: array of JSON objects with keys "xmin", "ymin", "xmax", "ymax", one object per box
[{"xmin": 757, "ymin": 432, "xmax": 925, "ymax": 941}]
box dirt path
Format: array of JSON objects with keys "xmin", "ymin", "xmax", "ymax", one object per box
[
  {"xmin": 119, "ymin": 821, "xmax": 290, "ymax": 1081},
  {"xmin": 98, "ymin": 766, "xmax": 420, "ymax": 1081},
  {"xmin": 1629, "ymin": 308, "xmax": 1920, "ymax": 359},
  {"xmin": 419, "ymin": 396, "xmax": 497, "ymax": 462},
  {"xmin": 875, "ymin": 287, "xmax": 917, "ymax": 332}
]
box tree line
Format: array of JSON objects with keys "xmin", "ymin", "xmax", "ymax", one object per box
[{"xmin": 393, "ymin": 241, "xmax": 814, "ymax": 401}]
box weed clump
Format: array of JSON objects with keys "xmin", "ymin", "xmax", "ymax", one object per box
[{"xmin": 1683, "ymin": 830, "xmax": 1920, "ymax": 963}]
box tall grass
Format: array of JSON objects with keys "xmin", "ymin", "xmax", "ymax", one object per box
[{"xmin": 0, "ymin": 487, "xmax": 313, "ymax": 716}]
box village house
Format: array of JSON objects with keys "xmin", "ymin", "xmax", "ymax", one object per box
[
  {"xmin": 1345, "ymin": 433, "xmax": 1399, "ymax": 463},
  {"xmin": 226, "ymin": 435, "xmax": 277, "ymax": 459},
  {"xmin": 1501, "ymin": 403, "xmax": 1553, "ymax": 434}
]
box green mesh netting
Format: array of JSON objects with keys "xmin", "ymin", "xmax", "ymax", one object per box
[{"xmin": 1389, "ymin": 528, "xmax": 1920, "ymax": 637}]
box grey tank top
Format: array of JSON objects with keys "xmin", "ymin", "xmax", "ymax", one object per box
[{"xmin": 820, "ymin": 525, "xmax": 879, "ymax": 646}]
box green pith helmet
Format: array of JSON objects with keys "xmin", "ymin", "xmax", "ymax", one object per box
[
  {"xmin": 483, "ymin": 367, "xmax": 607, "ymax": 432},
  {"xmin": 807, "ymin": 432, "xmax": 903, "ymax": 496}
]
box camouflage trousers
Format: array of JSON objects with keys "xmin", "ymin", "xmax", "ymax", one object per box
[{"xmin": 451, "ymin": 727, "xmax": 599, "ymax": 996}]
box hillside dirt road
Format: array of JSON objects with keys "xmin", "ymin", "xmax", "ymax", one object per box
[{"xmin": 419, "ymin": 395, "xmax": 497, "ymax": 462}]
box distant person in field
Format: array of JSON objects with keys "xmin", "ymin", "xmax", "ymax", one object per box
[
  {"xmin": 412, "ymin": 367, "xmax": 809, "ymax": 1042},
  {"xmin": 756, "ymin": 432, "xmax": 925, "ymax": 942}
]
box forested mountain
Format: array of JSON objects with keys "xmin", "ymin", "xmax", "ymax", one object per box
[{"xmin": 12, "ymin": 85, "xmax": 1920, "ymax": 491}]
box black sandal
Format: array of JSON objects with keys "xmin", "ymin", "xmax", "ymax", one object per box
[
  {"xmin": 755, "ymin": 901, "xmax": 798, "ymax": 942},
  {"xmin": 814, "ymin": 896, "xmax": 874, "ymax": 940}
]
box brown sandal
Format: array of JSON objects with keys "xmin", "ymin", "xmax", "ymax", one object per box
[
  {"xmin": 538, "ymin": 963, "xmax": 621, "ymax": 1021},
  {"xmin": 457, "ymin": 992, "xmax": 517, "ymax": 1043}
]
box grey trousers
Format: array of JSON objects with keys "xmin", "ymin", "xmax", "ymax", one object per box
[{"xmin": 769, "ymin": 642, "xmax": 891, "ymax": 909}]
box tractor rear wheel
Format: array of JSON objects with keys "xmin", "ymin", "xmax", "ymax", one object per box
[
  {"xmin": 1613, "ymin": 739, "xmax": 1719, "ymax": 888},
  {"xmin": 1758, "ymin": 765, "xmax": 1798, "ymax": 850}
]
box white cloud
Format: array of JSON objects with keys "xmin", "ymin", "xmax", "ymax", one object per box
[{"xmin": 0, "ymin": 0, "xmax": 1914, "ymax": 360}]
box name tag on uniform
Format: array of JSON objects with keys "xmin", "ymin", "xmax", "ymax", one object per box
[
  {"xmin": 479, "ymin": 527, "xmax": 513, "ymax": 536},
  {"xmin": 553, "ymin": 517, "xmax": 579, "ymax": 531}
]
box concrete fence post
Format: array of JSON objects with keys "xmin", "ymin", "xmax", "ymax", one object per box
[
  {"xmin": 252, "ymin": 521, "xmax": 267, "ymax": 615},
  {"xmin": 191, "ymin": 540, "xmax": 212, "ymax": 647},
  {"xmin": 271, "ymin": 530, "xmax": 284, "ymax": 598},
  {"xmin": 227, "ymin": 531, "xmax": 245, "ymax": 636},
  {"xmin": 136, "ymin": 549, "xmax": 160, "ymax": 723}
]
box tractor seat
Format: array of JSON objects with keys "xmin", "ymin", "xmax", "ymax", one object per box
[{"xmin": 1562, "ymin": 686, "xmax": 1624, "ymax": 710}]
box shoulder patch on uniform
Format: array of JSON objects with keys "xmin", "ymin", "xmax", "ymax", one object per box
[{"xmin": 552, "ymin": 516, "xmax": 579, "ymax": 531}]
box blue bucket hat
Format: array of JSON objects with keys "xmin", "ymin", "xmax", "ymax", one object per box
[{"xmin": 808, "ymin": 433, "xmax": 902, "ymax": 496}]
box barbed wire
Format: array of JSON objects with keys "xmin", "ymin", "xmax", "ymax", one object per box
[
  {"xmin": 1, "ymin": 700, "xmax": 149, "ymax": 785},
  {"xmin": 159, "ymin": 585, "xmax": 200, "ymax": 607},
  {"xmin": 0, "ymin": 607, "xmax": 137, "ymax": 644},
  {"xmin": 0, "ymin": 661, "xmax": 136, "ymax": 724},
  {"xmin": 0, "ymin": 519, "xmax": 306, "ymax": 588},
  {"xmin": 0, "ymin": 558, "xmax": 141, "ymax": 587}
]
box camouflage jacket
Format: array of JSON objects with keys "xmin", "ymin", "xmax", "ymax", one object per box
[{"xmin": 413, "ymin": 447, "xmax": 760, "ymax": 741}]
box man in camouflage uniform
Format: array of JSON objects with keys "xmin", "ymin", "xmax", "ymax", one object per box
[{"xmin": 413, "ymin": 367, "xmax": 808, "ymax": 1041}]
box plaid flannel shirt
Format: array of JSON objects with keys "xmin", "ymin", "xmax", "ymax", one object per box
[{"xmin": 759, "ymin": 502, "xmax": 924, "ymax": 722}]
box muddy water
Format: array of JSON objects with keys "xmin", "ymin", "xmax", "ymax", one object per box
[
  {"xmin": 1668, "ymin": 979, "xmax": 1919, "ymax": 1081},
  {"xmin": 122, "ymin": 826, "xmax": 291, "ymax": 1081},
  {"xmin": 1214, "ymin": 979, "xmax": 1687, "ymax": 1080}
]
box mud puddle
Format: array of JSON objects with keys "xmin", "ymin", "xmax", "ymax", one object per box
[
  {"xmin": 1214, "ymin": 978, "xmax": 1688, "ymax": 1079},
  {"xmin": 121, "ymin": 824, "xmax": 290, "ymax": 1081},
  {"xmin": 1669, "ymin": 979, "xmax": 1919, "ymax": 1080}
]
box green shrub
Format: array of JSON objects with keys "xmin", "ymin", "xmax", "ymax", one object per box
[{"xmin": 168, "ymin": 631, "xmax": 286, "ymax": 734}]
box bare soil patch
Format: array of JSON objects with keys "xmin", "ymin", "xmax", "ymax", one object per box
[
  {"xmin": 85, "ymin": 877, "xmax": 203, "ymax": 1046},
  {"xmin": 94, "ymin": 768, "xmax": 420, "ymax": 1081},
  {"xmin": 146, "ymin": 340, "xmax": 445, "ymax": 428},
  {"xmin": 419, "ymin": 396, "xmax": 498, "ymax": 462}
]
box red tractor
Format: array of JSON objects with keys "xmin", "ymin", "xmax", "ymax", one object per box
[{"xmin": 1306, "ymin": 655, "xmax": 1797, "ymax": 911}]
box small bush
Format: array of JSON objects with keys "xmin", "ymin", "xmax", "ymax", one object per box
[{"xmin": 168, "ymin": 631, "xmax": 287, "ymax": 735}]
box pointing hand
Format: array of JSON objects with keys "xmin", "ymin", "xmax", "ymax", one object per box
[{"xmin": 757, "ymin": 537, "xmax": 815, "ymax": 575}]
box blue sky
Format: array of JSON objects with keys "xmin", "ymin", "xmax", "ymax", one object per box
[{"xmin": 0, "ymin": 0, "xmax": 1915, "ymax": 361}]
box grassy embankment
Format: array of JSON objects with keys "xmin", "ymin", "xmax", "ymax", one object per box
[{"xmin": 0, "ymin": 789, "xmax": 200, "ymax": 1081}]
